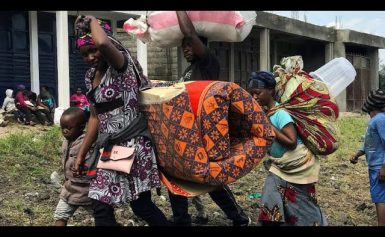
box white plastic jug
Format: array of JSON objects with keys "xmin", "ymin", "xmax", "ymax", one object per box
[
  {"xmin": 310, "ymin": 57, "xmax": 356, "ymax": 98},
  {"xmin": 54, "ymin": 107, "xmax": 66, "ymax": 125}
]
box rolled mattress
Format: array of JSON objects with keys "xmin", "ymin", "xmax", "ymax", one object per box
[{"xmin": 139, "ymin": 81, "xmax": 274, "ymax": 195}]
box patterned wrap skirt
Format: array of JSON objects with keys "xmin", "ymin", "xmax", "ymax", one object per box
[{"xmin": 258, "ymin": 172, "xmax": 327, "ymax": 226}]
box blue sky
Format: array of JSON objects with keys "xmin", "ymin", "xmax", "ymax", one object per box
[{"xmin": 267, "ymin": 11, "xmax": 385, "ymax": 65}]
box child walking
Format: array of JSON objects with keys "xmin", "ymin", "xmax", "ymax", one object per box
[
  {"xmin": 54, "ymin": 107, "xmax": 95, "ymax": 226},
  {"xmin": 350, "ymin": 89, "xmax": 385, "ymax": 226}
]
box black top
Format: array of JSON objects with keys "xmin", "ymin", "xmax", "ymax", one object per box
[{"xmin": 182, "ymin": 49, "xmax": 220, "ymax": 81}]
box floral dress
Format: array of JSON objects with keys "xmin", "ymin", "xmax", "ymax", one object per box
[{"xmin": 85, "ymin": 52, "xmax": 161, "ymax": 206}]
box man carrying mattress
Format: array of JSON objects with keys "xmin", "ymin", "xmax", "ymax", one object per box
[{"xmin": 166, "ymin": 11, "xmax": 250, "ymax": 226}]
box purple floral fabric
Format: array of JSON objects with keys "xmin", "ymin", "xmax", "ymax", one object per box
[{"xmin": 85, "ymin": 52, "xmax": 161, "ymax": 206}]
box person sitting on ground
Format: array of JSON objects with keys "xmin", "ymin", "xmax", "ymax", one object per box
[
  {"xmin": 0, "ymin": 89, "xmax": 17, "ymax": 127},
  {"xmin": 54, "ymin": 107, "xmax": 95, "ymax": 226},
  {"xmin": 350, "ymin": 89, "xmax": 385, "ymax": 226},
  {"xmin": 15, "ymin": 85, "xmax": 37, "ymax": 126},
  {"xmin": 2, "ymin": 89, "xmax": 25, "ymax": 124},
  {"xmin": 2, "ymin": 89, "xmax": 16, "ymax": 113},
  {"xmin": 27, "ymin": 90, "xmax": 53, "ymax": 126},
  {"xmin": 37, "ymin": 85, "xmax": 56, "ymax": 115}
]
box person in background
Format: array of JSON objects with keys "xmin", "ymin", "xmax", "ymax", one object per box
[
  {"xmin": 70, "ymin": 87, "xmax": 90, "ymax": 112},
  {"xmin": 26, "ymin": 90, "xmax": 52, "ymax": 126},
  {"xmin": 54, "ymin": 107, "xmax": 94, "ymax": 226},
  {"xmin": 248, "ymin": 71, "xmax": 326, "ymax": 226},
  {"xmin": 177, "ymin": 12, "xmax": 219, "ymax": 82},
  {"xmin": 1, "ymin": 89, "xmax": 25, "ymax": 124},
  {"xmin": 2, "ymin": 89, "xmax": 16, "ymax": 113},
  {"xmin": 0, "ymin": 89, "xmax": 17, "ymax": 127},
  {"xmin": 15, "ymin": 85, "xmax": 37, "ymax": 126},
  {"xmin": 37, "ymin": 86, "xmax": 55, "ymax": 125},
  {"xmin": 167, "ymin": 11, "xmax": 250, "ymax": 226},
  {"xmin": 70, "ymin": 87, "xmax": 90, "ymax": 120},
  {"xmin": 38, "ymin": 86, "xmax": 56, "ymax": 110},
  {"xmin": 350, "ymin": 89, "xmax": 385, "ymax": 226}
]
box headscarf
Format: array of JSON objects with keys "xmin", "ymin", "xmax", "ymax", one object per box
[
  {"xmin": 75, "ymin": 17, "xmax": 115, "ymax": 49},
  {"xmin": 17, "ymin": 84, "xmax": 25, "ymax": 90},
  {"xmin": 273, "ymin": 55, "xmax": 304, "ymax": 75},
  {"xmin": 248, "ymin": 71, "xmax": 276, "ymax": 90},
  {"xmin": 5, "ymin": 89, "xmax": 13, "ymax": 98},
  {"xmin": 75, "ymin": 16, "xmax": 151, "ymax": 91},
  {"xmin": 362, "ymin": 89, "xmax": 385, "ymax": 113}
]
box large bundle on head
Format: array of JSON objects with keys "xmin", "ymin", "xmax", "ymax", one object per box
[
  {"xmin": 124, "ymin": 11, "xmax": 257, "ymax": 48},
  {"xmin": 139, "ymin": 81, "xmax": 274, "ymax": 196},
  {"xmin": 271, "ymin": 56, "xmax": 339, "ymax": 156}
]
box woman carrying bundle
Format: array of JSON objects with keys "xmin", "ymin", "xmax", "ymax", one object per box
[{"xmin": 247, "ymin": 71, "xmax": 327, "ymax": 226}]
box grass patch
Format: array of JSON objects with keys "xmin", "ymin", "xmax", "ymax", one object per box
[
  {"xmin": 328, "ymin": 115, "xmax": 369, "ymax": 161},
  {"xmin": 0, "ymin": 126, "xmax": 62, "ymax": 226},
  {"xmin": 0, "ymin": 126, "xmax": 62, "ymax": 160}
]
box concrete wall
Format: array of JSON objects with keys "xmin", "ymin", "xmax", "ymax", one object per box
[
  {"xmin": 325, "ymin": 43, "xmax": 333, "ymax": 63},
  {"xmin": 116, "ymin": 29, "xmax": 178, "ymax": 81},
  {"xmin": 368, "ymin": 47, "xmax": 379, "ymax": 90},
  {"xmin": 337, "ymin": 30, "xmax": 385, "ymax": 49},
  {"xmin": 148, "ymin": 47, "xmax": 179, "ymax": 81},
  {"xmin": 259, "ymin": 28, "xmax": 270, "ymax": 71},
  {"xmin": 255, "ymin": 11, "xmax": 335, "ymax": 43},
  {"xmin": 333, "ymin": 40, "xmax": 347, "ymax": 111}
]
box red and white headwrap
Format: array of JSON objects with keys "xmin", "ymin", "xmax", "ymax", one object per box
[{"xmin": 75, "ymin": 17, "xmax": 112, "ymax": 49}]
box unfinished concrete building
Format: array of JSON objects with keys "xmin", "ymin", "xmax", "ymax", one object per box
[{"xmin": 1, "ymin": 11, "xmax": 384, "ymax": 112}]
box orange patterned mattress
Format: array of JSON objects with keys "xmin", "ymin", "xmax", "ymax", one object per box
[{"xmin": 140, "ymin": 81, "xmax": 275, "ymax": 196}]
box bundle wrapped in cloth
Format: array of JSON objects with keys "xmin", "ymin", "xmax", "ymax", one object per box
[
  {"xmin": 270, "ymin": 56, "xmax": 339, "ymax": 156},
  {"xmin": 139, "ymin": 81, "xmax": 274, "ymax": 196},
  {"xmin": 124, "ymin": 11, "xmax": 256, "ymax": 48}
]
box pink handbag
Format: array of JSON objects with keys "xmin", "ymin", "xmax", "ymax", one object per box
[{"xmin": 97, "ymin": 145, "xmax": 136, "ymax": 174}]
